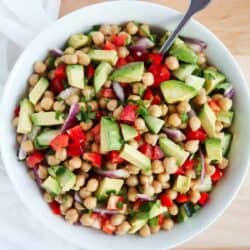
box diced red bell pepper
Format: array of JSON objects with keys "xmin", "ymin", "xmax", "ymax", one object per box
[
  {"xmin": 208, "ymin": 100, "xmax": 221, "ymax": 112},
  {"xmin": 67, "ymin": 141, "xmax": 83, "ymax": 157},
  {"xmin": 49, "ymin": 201, "xmax": 61, "ymax": 215},
  {"xmin": 211, "ymin": 167, "xmax": 223, "ymax": 183},
  {"xmin": 143, "ymin": 88, "xmax": 154, "ymax": 101},
  {"xmin": 134, "ymin": 133, "xmax": 142, "ymax": 142},
  {"xmin": 95, "ymin": 110, "xmax": 103, "ymax": 121},
  {"xmin": 152, "ymin": 95, "xmax": 162, "ymax": 105},
  {"xmin": 198, "ymin": 192, "xmax": 209, "ymax": 206},
  {"xmin": 50, "ymin": 77, "xmax": 64, "ymax": 94},
  {"xmin": 182, "ymin": 159, "xmax": 195, "ymax": 170},
  {"xmin": 67, "ymin": 125, "xmax": 86, "ymax": 144},
  {"xmin": 152, "ymin": 146, "xmax": 164, "ymax": 160},
  {"xmin": 176, "ymin": 193, "xmax": 189, "ymax": 203},
  {"xmin": 50, "ymin": 134, "xmax": 69, "ymax": 151},
  {"xmin": 14, "ymin": 106, "xmax": 20, "ymax": 117},
  {"xmin": 54, "ymin": 64, "xmax": 66, "ymax": 79},
  {"xmin": 148, "ymin": 64, "xmax": 171, "ymax": 87},
  {"xmin": 102, "ymin": 219, "xmax": 116, "ymax": 234},
  {"xmin": 139, "ymin": 143, "xmax": 153, "ymax": 159},
  {"xmin": 91, "ymin": 123, "xmax": 100, "ymax": 143},
  {"xmin": 91, "ymin": 212, "xmax": 104, "ymax": 229},
  {"xmin": 125, "ymin": 55, "xmax": 135, "ymax": 62},
  {"xmin": 83, "ymin": 152, "xmax": 102, "ymax": 168},
  {"xmin": 131, "ymin": 49, "xmax": 148, "ymax": 61},
  {"xmin": 86, "ymin": 64, "xmax": 95, "ymax": 79},
  {"xmin": 159, "ymin": 194, "xmax": 174, "ymax": 207},
  {"xmin": 116, "ymin": 57, "xmax": 128, "ymax": 68},
  {"xmin": 174, "ymin": 167, "xmax": 185, "ymax": 175},
  {"xmin": 158, "ymin": 214, "xmax": 164, "ymax": 226},
  {"xmin": 119, "ymin": 104, "xmax": 138, "ymax": 123},
  {"xmin": 101, "ymin": 88, "xmax": 116, "ymax": 98},
  {"xmin": 103, "ymin": 40, "xmax": 116, "ymax": 50},
  {"xmin": 107, "ymin": 195, "xmax": 124, "ymax": 210},
  {"xmin": 147, "ymin": 53, "xmax": 163, "ymax": 65},
  {"xmin": 26, "ymin": 151, "xmax": 44, "ymax": 168},
  {"xmin": 186, "ymin": 128, "xmax": 207, "ymax": 141},
  {"xmin": 111, "ymin": 34, "xmax": 127, "ymax": 46},
  {"xmin": 108, "ymin": 151, "xmax": 124, "ymax": 164}
]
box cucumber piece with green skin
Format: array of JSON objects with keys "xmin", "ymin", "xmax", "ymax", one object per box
[
  {"xmin": 36, "ymin": 129, "xmax": 60, "ymax": 146},
  {"xmin": 88, "ymin": 49, "xmax": 118, "ymax": 66},
  {"xmin": 172, "ymin": 64, "xmax": 198, "ymax": 81},
  {"xmin": 68, "ymin": 33, "xmax": 89, "ymax": 49},
  {"xmin": 31, "ymin": 112, "xmax": 64, "ymax": 126},
  {"xmin": 185, "ymin": 75, "xmax": 205, "ymax": 92},
  {"xmin": 17, "ymin": 99, "xmax": 34, "ymax": 134},
  {"xmin": 110, "ymin": 62, "xmax": 144, "ymax": 83},
  {"xmin": 66, "ymin": 64, "xmax": 84, "ymax": 89},
  {"xmin": 149, "ymin": 200, "xmax": 167, "ymax": 219},
  {"xmin": 41, "ymin": 176, "xmax": 61, "ymax": 195},
  {"xmin": 216, "ymin": 111, "xmax": 234, "ymax": 126},
  {"xmin": 29, "ymin": 77, "xmax": 49, "ymax": 105},
  {"xmin": 120, "ymin": 124, "xmax": 138, "ymax": 141},
  {"xmin": 94, "ymin": 62, "xmax": 113, "ymax": 93},
  {"xmin": 205, "ymin": 138, "xmax": 223, "ymax": 163},
  {"xmin": 160, "ymin": 80, "xmax": 197, "ymax": 104},
  {"xmin": 144, "ymin": 116, "xmax": 165, "ymax": 134},
  {"xmin": 159, "ymin": 137, "xmax": 190, "ymax": 165},
  {"xmin": 129, "ymin": 218, "xmax": 148, "ymax": 234},
  {"xmin": 198, "ymin": 176, "xmax": 212, "ymax": 192},
  {"xmin": 173, "ymin": 175, "xmax": 191, "ymax": 193},
  {"xmin": 222, "ymin": 133, "xmax": 233, "ymax": 156}
]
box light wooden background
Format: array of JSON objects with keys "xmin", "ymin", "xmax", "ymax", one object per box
[{"xmin": 60, "ymin": 1, "xmax": 250, "ymax": 249}]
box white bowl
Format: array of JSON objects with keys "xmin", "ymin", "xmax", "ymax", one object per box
[{"xmin": 1, "ymin": 1, "xmax": 250, "ymax": 249}]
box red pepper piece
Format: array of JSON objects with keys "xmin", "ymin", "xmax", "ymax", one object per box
[
  {"xmin": 67, "ymin": 125, "xmax": 86, "ymax": 144},
  {"xmin": 208, "ymin": 100, "xmax": 221, "ymax": 112},
  {"xmin": 91, "ymin": 123, "xmax": 101, "ymax": 143},
  {"xmin": 152, "ymin": 95, "xmax": 162, "ymax": 105},
  {"xmin": 54, "ymin": 64, "xmax": 66, "ymax": 79},
  {"xmin": 103, "ymin": 40, "xmax": 116, "ymax": 50},
  {"xmin": 116, "ymin": 58, "xmax": 128, "ymax": 68},
  {"xmin": 176, "ymin": 193, "xmax": 189, "ymax": 203},
  {"xmin": 119, "ymin": 104, "xmax": 138, "ymax": 123},
  {"xmin": 148, "ymin": 53, "xmax": 163, "ymax": 65},
  {"xmin": 108, "ymin": 151, "xmax": 124, "ymax": 164},
  {"xmin": 14, "ymin": 106, "xmax": 20, "ymax": 117},
  {"xmin": 159, "ymin": 194, "xmax": 174, "ymax": 207},
  {"xmin": 100, "ymin": 88, "xmax": 116, "ymax": 98},
  {"xmin": 125, "ymin": 55, "xmax": 135, "ymax": 62},
  {"xmin": 198, "ymin": 192, "xmax": 209, "ymax": 206},
  {"xmin": 50, "ymin": 134, "xmax": 69, "ymax": 151},
  {"xmin": 26, "ymin": 151, "xmax": 44, "ymax": 168},
  {"xmin": 143, "ymin": 88, "xmax": 154, "ymax": 101},
  {"xmin": 50, "ymin": 77, "xmax": 64, "ymax": 94},
  {"xmin": 158, "ymin": 214, "xmax": 164, "ymax": 226},
  {"xmin": 49, "ymin": 201, "xmax": 61, "ymax": 215},
  {"xmin": 131, "ymin": 49, "xmax": 148, "ymax": 61},
  {"xmin": 182, "ymin": 159, "xmax": 195, "ymax": 170},
  {"xmin": 83, "ymin": 152, "xmax": 102, "ymax": 168},
  {"xmin": 148, "ymin": 64, "xmax": 171, "ymax": 87},
  {"xmin": 186, "ymin": 128, "xmax": 207, "ymax": 141},
  {"xmin": 86, "ymin": 64, "xmax": 95, "ymax": 79},
  {"xmin": 102, "ymin": 219, "xmax": 116, "ymax": 234},
  {"xmin": 111, "ymin": 34, "xmax": 127, "ymax": 46},
  {"xmin": 134, "ymin": 133, "xmax": 142, "ymax": 142},
  {"xmin": 211, "ymin": 167, "xmax": 223, "ymax": 183},
  {"xmin": 67, "ymin": 141, "xmax": 83, "ymax": 157},
  {"xmin": 152, "ymin": 146, "xmax": 164, "ymax": 160},
  {"xmin": 139, "ymin": 143, "xmax": 153, "ymax": 159},
  {"xmin": 174, "ymin": 166, "xmax": 185, "ymax": 175}
]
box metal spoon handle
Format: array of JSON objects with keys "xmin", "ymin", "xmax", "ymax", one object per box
[{"xmin": 159, "ymin": 0, "xmax": 212, "ymax": 54}]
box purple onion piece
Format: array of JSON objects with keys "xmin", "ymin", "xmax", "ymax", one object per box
[
  {"xmin": 74, "ymin": 192, "xmax": 82, "ymax": 203},
  {"xmin": 50, "ymin": 48, "xmax": 64, "ymax": 57},
  {"xmin": 92, "ymin": 208, "xmax": 120, "ymax": 215},
  {"xmin": 130, "ymin": 37, "xmax": 155, "ymax": 51},
  {"xmin": 61, "ymin": 103, "xmax": 79, "ymax": 132},
  {"xmin": 224, "ymin": 86, "xmax": 236, "ymax": 99},
  {"xmin": 182, "ymin": 37, "xmax": 207, "ymax": 52},
  {"xmin": 163, "ymin": 128, "xmax": 186, "ymax": 142},
  {"xmin": 136, "ymin": 194, "xmax": 155, "ymax": 201},
  {"xmin": 18, "ymin": 135, "xmax": 27, "ymax": 160},
  {"xmin": 33, "ymin": 168, "xmax": 42, "ymax": 185},
  {"xmin": 93, "ymin": 168, "xmax": 129, "ymax": 179},
  {"xmin": 199, "ymin": 148, "xmax": 206, "ymax": 184},
  {"xmin": 188, "ymin": 108, "xmax": 197, "ymax": 118},
  {"xmin": 112, "ymin": 81, "xmax": 125, "ymax": 102},
  {"xmin": 58, "ymin": 87, "xmax": 79, "ymax": 100}
]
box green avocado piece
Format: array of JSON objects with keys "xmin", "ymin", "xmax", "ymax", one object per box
[
  {"xmin": 110, "ymin": 62, "xmax": 144, "ymax": 83},
  {"xmin": 173, "ymin": 175, "xmax": 191, "ymax": 193},
  {"xmin": 159, "ymin": 137, "xmax": 189, "ymax": 165},
  {"xmin": 205, "ymin": 138, "xmax": 223, "ymax": 163},
  {"xmin": 129, "ymin": 218, "xmax": 148, "ymax": 234},
  {"xmin": 36, "ymin": 129, "xmax": 60, "ymax": 146},
  {"xmin": 221, "ymin": 133, "xmax": 233, "ymax": 156},
  {"xmin": 204, "ymin": 67, "xmax": 226, "ymax": 94},
  {"xmin": 41, "ymin": 176, "xmax": 61, "ymax": 195},
  {"xmin": 144, "ymin": 115, "xmax": 165, "ymax": 134},
  {"xmin": 94, "ymin": 62, "xmax": 113, "ymax": 93},
  {"xmin": 216, "ymin": 111, "xmax": 234, "ymax": 126},
  {"xmin": 160, "ymin": 80, "xmax": 197, "ymax": 104},
  {"xmin": 199, "ymin": 103, "xmax": 216, "ymax": 138},
  {"xmin": 31, "ymin": 112, "xmax": 64, "ymax": 126},
  {"xmin": 172, "ymin": 64, "xmax": 198, "ymax": 81},
  {"xmin": 185, "ymin": 75, "xmax": 205, "ymax": 92},
  {"xmin": 96, "ymin": 177, "xmax": 124, "ymax": 200},
  {"xmin": 68, "ymin": 33, "xmax": 89, "ymax": 49},
  {"xmin": 100, "ymin": 117, "xmax": 122, "ymax": 153},
  {"xmin": 66, "ymin": 64, "xmax": 84, "ymax": 89},
  {"xmin": 17, "ymin": 98, "xmax": 34, "ymax": 134},
  {"xmin": 119, "ymin": 144, "xmax": 151, "ymax": 174},
  {"xmin": 120, "ymin": 124, "xmax": 138, "ymax": 141},
  {"xmin": 29, "ymin": 77, "xmax": 49, "ymax": 105},
  {"xmin": 149, "ymin": 200, "xmax": 167, "ymax": 219},
  {"xmin": 88, "ymin": 49, "xmax": 118, "ymax": 66}
]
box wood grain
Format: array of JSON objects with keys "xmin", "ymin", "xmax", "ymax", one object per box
[{"xmin": 60, "ymin": 1, "xmax": 250, "ymax": 249}]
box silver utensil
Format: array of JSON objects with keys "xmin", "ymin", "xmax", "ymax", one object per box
[{"xmin": 159, "ymin": 0, "xmax": 212, "ymax": 54}]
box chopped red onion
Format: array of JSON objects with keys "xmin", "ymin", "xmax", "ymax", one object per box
[
  {"xmin": 136, "ymin": 194, "xmax": 155, "ymax": 201},
  {"xmin": 18, "ymin": 135, "xmax": 27, "ymax": 160},
  {"xmin": 199, "ymin": 148, "xmax": 206, "ymax": 184},
  {"xmin": 93, "ymin": 168, "xmax": 129, "ymax": 179},
  {"xmin": 163, "ymin": 128, "xmax": 186, "ymax": 142},
  {"xmin": 188, "ymin": 108, "xmax": 197, "ymax": 118},
  {"xmin": 50, "ymin": 48, "xmax": 64, "ymax": 57},
  {"xmin": 93, "ymin": 208, "xmax": 120, "ymax": 215},
  {"xmin": 33, "ymin": 168, "xmax": 42, "ymax": 185},
  {"xmin": 61, "ymin": 103, "xmax": 79, "ymax": 132},
  {"xmin": 224, "ymin": 86, "xmax": 235, "ymax": 99},
  {"xmin": 112, "ymin": 81, "xmax": 125, "ymax": 102},
  {"xmin": 58, "ymin": 87, "xmax": 79, "ymax": 100},
  {"xmin": 130, "ymin": 37, "xmax": 155, "ymax": 51},
  {"xmin": 182, "ymin": 37, "xmax": 207, "ymax": 53},
  {"xmin": 74, "ymin": 192, "xmax": 82, "ymax": 203}
]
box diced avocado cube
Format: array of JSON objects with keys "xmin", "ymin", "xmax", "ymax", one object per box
[
  {"xmin": 199, "ymin": 103, "xmax": 216, "ymax": 137},
  {"xmin": 173, "ymin": 175, "xmax": 191, "ymax": 193},
  {"xmin": 66, "ymin": 64, "xmax": 84, "ymax": 89},
  {"xmin": 120, "ymin": 144, "xmax": 151, "ymax": 174},
  {"xmin": 144, "ymin": 116, "xmax": 165, "ymax": 134},
  {"xmin": 110, "ymin": 62, "xmax": 144, "ymax": 83},
  {"xmin": 96, "ymin": 177, "xmax": 124, "ymax": 200},
  {"xmin": 68, "ymin": 33, "xmax": 89, "ymax": 49},
  {"xmin": 160, "ymin": 80, "xmax": 197, "ymax": 104},
  {"xmin": 88, "ymin": 49, "xmax": 118, "ymax": 66},
  {"xmin": 36, "ymin": 129, "xmax": 60, "ymax": 146},
  {"xmin": 94, "ymin": 62, "xmax": 113, "ymax": 93},
  {"xmin": 198, "ymin": 176, "xmax": 212, "ymax": 192},
  {"xmin": 29, "ymin": 77, "xmax": 49, "ymax": 105},
  {"xmin": 149, "ymin": 200, "xmax": 167, "ymax": 219},
  {"xmin": 204, "ymin": 67, "xmax": 226, "ymax": 94},
  {"xmin": 221, "ymin": 133, "xmax": 233, "ymax": 156},
  {"xmin": 185, "ymin": 75, "xmax": 205, "ymax": 92},
  {"xmin": 205, "ymin": 138, "xmax": 223, "ymax": 163},
  {"xmin": 216, "ymin": 111, "xmax": 234, "ymax": 126},
  {"xmin": 41, "ymin": 176, "xmax": 61, "ymax": 195},
  {"xmin": 121, "ymin": 124, "xmax": 138, "ymax": 141},
  {"xmin": 159, "ymin": 137, "xmax": 189, "ymax": 165},
  {"xmin": 31, "ymin": 112, "xmax": 64, "ymax": 126},
  {"xmin": 17, "ymin": 98, "xmax": 34, "ymax": 134},
  {"xmin": 129, "ymin": 218, "xmax": 148, "ymax": 234},
  {"xmin": 169, "ymin": 44, "xmax": 198, "ymax": 64},
  {"xmin": 100, "ymin": 117, "xmax": 122, "ymax": 153},
  {"xmin": 172, "ymin": 64, "xmax": 198, "ymax": 81}
]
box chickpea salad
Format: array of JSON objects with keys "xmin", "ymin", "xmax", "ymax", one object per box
[{"xmin": 13, "ymin": 21, "xmax": 235, "ymax": 237}]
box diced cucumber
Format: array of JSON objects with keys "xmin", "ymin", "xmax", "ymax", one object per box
[
  {"xmin": 41, "ymin": 176, "xmax": 61, "ymax": 195},
  {"xmin": 222, "ymin": 133, "xmax": 233, "ymax": 156},
  {"xmin": 29, "ymin": 77, "xmax": 49, "ymax": 105},
  {"xmin": 144, "ymin": 116, "xmax": 165, "ymax": 134},
  {"xmin": 185, "ymin": 75, "xmax": 205, "ymax": 92},
  {"xmin": 205, "ymin": 138, "xmax": 223, "ymax": 163},
  {"xmin": 66, "ymin": 65, "xmax": 85, "ymax": 89},
  {"xmin": 88, "ymin": 49, "xmax": 118, "ymax": 66},
  {"xmin": 172, "ymin": 64, "xmax": 198, "ymax": 81},
  {"xmin": 94, "ymin": 62, "xmax": 113, "ymax": 92},
  {"xmin": 31, "ymin": 112, "xmax": 64, "ymax": 126},
  {"xmin": 198, "ymin": 176, "xmax": 212, "ymax": 192},
  {"xmin": 173, "ymin": 175, "xmax": 191, "ymax": 193},
  {"xmin": 120, "ymin": 124, "xmax": 138, "ymax": 141},
  {"xmin": 68, "ymin": 33, "xmax": 89, "ymax": 49},
  {"xmin": 36, "ymin": 129, "xmax": 60, "ymax": 146},
  {"xmin": 216, "ymin": 111, "xmax": 234, "ymax": 126}
]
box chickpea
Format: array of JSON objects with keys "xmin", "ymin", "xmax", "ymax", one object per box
[
  {"xmin": 177, "ymin": 101, "xmax": 191, "ymax": 113},
  {"xmin": 128, "ymin": 140, "xmax": 139, "ymax": 149},
  {"xmin": 107, "ymin": 99, "xmax": 118, "ymax": 111},
  {"xmin": 126, "ymin": 164, "xmax": 140, "ymax": 175},
  {"xmin": 197, "ymin": 52, "xmax": 206, "ymax": 65},
  {"xmin": 191, "ymin": 180, "xmax": 200, "ymax": 191},
  {"xmin": 206, "ymin": 164, "xmax": 216, "ymax": 176},
  {"xmin": 218, "ymin": 97, "xmax": 232, "ymax": 111},
  {"xmin": 65, "ymin": 208, "xmax": 79, "ymax": 224},
  {"xmin": 150, "ymin": 224, "xmax": 160, "ymax": 234},
  {"xmin": 28, "ymin": 74, "xmax": 39, "ymax": 86},
  {"xmin": 111, "ymin": 214, "xmax": 125, "ymax": 226},
  {"xmin": 126, "ymin": 21, "xmax": 138, "ymax": 35},
  {"xmin": 113, "ymin": 106, "xmax": 123, "ymax": 120},
  {"xmin": 162, "ymin": 218, "xmax": 174, "ymax": 230},
  {"xmin": 34, "ymin": 61, "xmax": 47, "ymax": 74},
  {"xmin": 88, "ymin": 101, "xmax": 98, "ymax": 111},
  {"xmin": 75, "ymin": 201, "xmax": 84, "ymax": 211},
  {"xmin": 118, "ymin": 46, "xmax": 129, "ymax": 58},
  {"xmin": 69, "ymin": 157, "xmax": 82, "ymax": 170},
  {"xmin": 184, "ymin": 140, "xmax": 199, "ymax": 153},
  {"xmin": 53, "ymin": 101, "xmax": 66, "ymax": 112},
  {"xmin": 139, "ymin": 224, "xmax": 151, "ymax": 237},
  {"xmin": 81, "ymin": 161, "xmax": 91, "ymax": 172},
  {"xmin": 37, "ymin": 165, "xmax": 48, "ymax": 179},
  {"xmin": 143, "ymin": 184, "xmax": 155, "ymax": 197},
  {"xmin": 34, "ymin": 103, "xmax": 43, "ymax": 112},
  {"xmin": 161, "ymin": 104, "xmax": 168, "ymax": 116},
  {"xmin": 128, "ymin": 187, "xmax": 137, "ymax": 202},
  {"xmin": 165, "ymin": 190, "xmax": 178, "ymax": 200},
  {"xmin": 21, "ymin": 140, "xmax": 34, "ymax": 153},
  {"xmin": 116, "ymin": 221, "xmax": 131, "ymax": 235},
  {"xmin": 142, "ymin": 72, "xmax": 154, "ymax": 87},
  {"xmin": 43, "ymin": 192, "xmax": 53, "ymax": 203},
  {"xmin": 62, "ymin": 54, "xmax": 78, "ymax": 64},
  {"xmin": 80, "ymin": 120, "xmax": 93, "ymax": 131},
  {"xmin": 83, "ymin": 196, "xmax": 97, "ymax": 210},
  {"xmin": 189, "ymin": 116, "xmax": 201, "ymax": 131},
  {"xmin": 148, "ymin": 105, "xmax": 162, "ymax": 117},
  {"xmin": 64, "ymin": 47, "xmax": 75, "ymax": 55},
  {"xmin": 128, "ymin": 94, "xmax": 141, "ymax": 101},
  {"xmin": 140, "ymin": 175, "xmax": 153, "ymax": 185},
  {"xmin": 40, "ymin": 97, "xmax": 53, "ymax": 111},
  {"xmin": 16, "ymin": 135, "xmax": 23, "ymax": 145},
  {"xmin": 152, "ymin": 160, "xmax": 164, "ymax": 174},
  {"xmin": 212, "ymin": 94, "xmax": 223, "ymax": 101},
  {"xmin": 163, "ymin": 157, "xmax": 178, "ymax": 174},
  {"xmin": 218, "ymin": 158, "xmax": 229, "ymax": 170},
  {"xmin": 74, "ymin": 175, "xmax": 86, "ymax": 190},
  {"xmin": 47, "ymin": 155, "xmax": 60, "ymax": 166},
  {"xmin": 169, "ymin": 204, "xmax": 178, "ymax": 216},
  {"xmin": 80, "ymin": 213, "xmax": 94, "ymax": 227},
  {"xmin": 132, "ymin": 83, "xmax": 144, "ymax": 95},
  {"xmin": 144, "ymin": 133, "xmax": 159, "ymax": 146},
  {"xmin": 110, "ymin": 25, "xmax": 121, "ymax": 35},
  {"xmin": 61, "ymin": 195, "xmax": 73, "ymax": 210},
  {"xmin": 165, "ymin": 56, "xmax": 179, "ymax": 70},
  {"xmin": 126, "ymin": 175, "xmax": 139, "ymax": 187},
  {"xmin": 82, "ymin": 86, "xmax": 95, "ymax": 101},
  {"xmin": 152, "ymin": 180, "xmax": 162, "ymax": 194},
  {"xmin": 194, "ymin": 88, "xmax": 207, "ymax": 105},
  {"xmin": 189, "ymin": 190, "xmax": 201, "ymax": 203},
  {"xmin": 106, "ymin": 162, "xmax": 117, "ymax": 170},
  {"xmin": 134, "ymin": 118, "xmax": 146, "ymax": 131},
  {"xmin": 86, "ymin": 179, "xmax": 99, "ymax": 192},
  {"xmin": 75, "ymin": 50, "xmax": 90, "ymax": 66},
  {"xmin": 79, "ymin": 187, "xmax": 91, "ymax": 199},
  {"xmin": 65, "ymin": 94, "xmax": 79, "ymax": 106},
  {"xmin": 91, "ymin": 31, "xmax": 105, "ymax": 45},
  {"xmin": 185, "ymin": 169, "xmax": 196, "ymax": 179},
  {"xmin": 157, "ymin": 172, "xmax": 170, "ymax": 184},
  {"xmin": 12, "ymin": 117, "xmax": 19, "ymax": 127},
  {"xmin": 168, "ymin": 113, "xmax": 182, "ymax": 127},
  {"xmin": 100, "ymin": 24, "xmax": 112, "ymax": 35}
]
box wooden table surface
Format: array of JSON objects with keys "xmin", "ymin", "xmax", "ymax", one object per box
[{"xmin": 60, "ymin": 1, "xmax": 250, "ymax": 249}]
